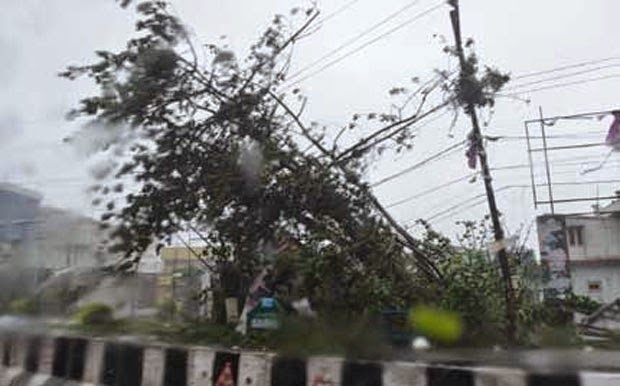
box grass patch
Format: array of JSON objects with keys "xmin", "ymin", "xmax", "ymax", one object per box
[{"xmin": 74, "ymin": 303, "xmax": 114, "ymax": 326}]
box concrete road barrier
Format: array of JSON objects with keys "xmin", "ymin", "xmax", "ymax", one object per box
[{"xmin": 1, "ymin": 330, "xmax": 620, "ymax": 385}]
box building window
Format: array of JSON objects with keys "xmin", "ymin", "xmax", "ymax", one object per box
[
  {"xmin": 588, "ymin": 280, "xmax": 602, "ymax": 293},
  {"xmin": 567, "ymin": 226, "xmax": 584, "ymax": 246}
]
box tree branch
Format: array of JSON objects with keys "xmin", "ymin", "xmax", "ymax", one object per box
[
  {"xmin": 332, "ymin": 125, "xmax": 347, "ymax": 151},
  {"xmin": 239, "ymin": 10, "xmax": 320, "ymax": 93},
  {"xmin": 267, "ymin": 90, "xmax": 333, "ymax": 157},
  {"xmin": 265, "ymin": 90, "xmax": 444, "ymax": 283},
  {"xmin": 334, "ymin": 99, "xmax": 452, "ymax": 165},
  {"xmin": 174, "ymin": 231, "xmax": 215, "ymax": 272}
]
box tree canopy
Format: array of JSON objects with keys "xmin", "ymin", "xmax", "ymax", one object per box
[{"xmin": 61, "ymin": 1, "xmax": 450, "ymax": 312}]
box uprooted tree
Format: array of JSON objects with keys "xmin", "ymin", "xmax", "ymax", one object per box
[{"xmin": 61, "ymin": 1, "xmax": 510, "ymax": 315}]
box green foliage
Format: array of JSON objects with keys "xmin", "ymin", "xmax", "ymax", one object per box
[
  {"xmin": 8, "ymin": 298, "xmax": 38, "ymax": 316},
  {"xmin": 438, "ymin": 250, "xmax": 507, "ymax": 345},
  {"xmin": 268, "ymin": 315, "xmax": 391, "ymax": 359},
  {"xmin": 517, "ymin": 294, "xmax": 600, "ymax": 347},
  {"xmin": 67, "ymin": 312, "xmax": 389, "ymax": 358},
  {"xmin": 74, "ymin": 303, "xmax": 114, "ymax": 326},
  {"xmin": 565, "ymin": 294, "xmax": 601, "ymax": 315},
  {"xmin": 167, "ymin": 321, "xmax": 243, "ymax": 347},
  {"xmin": 529, "ymin": 324, "xmax": 582, "ymax": 348},
  {"xmin": 414, "ymin": 220, "xmax": 554, "ymax": 346}
]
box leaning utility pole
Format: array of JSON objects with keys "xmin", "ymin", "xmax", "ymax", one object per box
[{"xmin": 448, "ymin": 0, "xmax": 516, "ymax": 342}]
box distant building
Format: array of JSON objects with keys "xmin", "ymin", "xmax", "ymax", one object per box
[
  {"xmin": 0, "ymin": 183, "xmax": 114, "ymax": 270},
  {"xmin": 157, "ymin": 246, "xmax": 209, "ymax": 316},
  {"xmin": 537, "ymin": 192, "xmax": 620, "ymax": 303},
  {"xmin": 566, "ymin": 196, "xmax": 620, "ymax": 303},
  {"xmin": 0, "ymin": 183, "xmax": 42, "ymax": 265},
  {"xmin": 160, "ymin": 245, "xmax": 207, "ymax": 276},
  {"xmin": 36, "ymin": 206, "xmax": 113, "ymax": 269}
]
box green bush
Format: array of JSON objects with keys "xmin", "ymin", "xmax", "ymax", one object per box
[
  {"xmin": 8, "ymin": 298, "xmax": 37, "ymax": 315},
  {"xmin": 265, "ymin": 314, "xmax": 391, "ymax": 359},
  {"xmin": 438, "ymin": 251, "xmax": 507, "ymax": 345},
  {"xmin": 74, "ymin": 303, "xmax": 114, "ymax": 325},
  {"xmin": 565, "ymin": 294, "xmax": 601, "ymax": 315}
]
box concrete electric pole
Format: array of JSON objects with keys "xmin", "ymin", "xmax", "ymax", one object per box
[{"xmin": 448, "ymin": 0, "xmax": 516, "ymax": 342}]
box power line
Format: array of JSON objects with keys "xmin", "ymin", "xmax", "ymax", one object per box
[
  {"xmin": 319, "ymin": 0, "xmax": 362, "ymax": 24},
  {"xmin": 423, "ymin": 184, "xmax": 529, "ymax": 223},
  {"xmin": 550, "ymin": 179, "xmax": 620, "ymax": 187},
  {"xmin": 287, "ymin": 0, "xmax": 424, "ymax": 82},
  {"xmin": 385, "ymin": 173, "xmax": 476, "ymax": 208},
  {"xmin": 373, "ymin": 137, "xmax": 616, "ymax": 191},
  {"xmin": 513, "ymin": 56, "xmax": 620, "ymax": 80},
  {"xmin": 507, "ymin": 73, "xmax": 620, "ymax": 96},
  {"xmin": 493, "ymin": 157, "xmax": 620, "ymax": 172},
  {"xmin": 370, "ymin": 139, "xmax": 466, "ymax": 188},
  {"xmin": 385, "ymin": 158, "xmax": 620, "ymax": 210},
  {"xmin": 377, "ymin": 152, "xmax": 615, "ymax": 206},
  {"xmin": 507, "ymin": 63, "xmax": 620, "ymax": 91},
  {"xmin": 523, "ymin": 108, "xmax": 619, "ymax": 124},
  {"xmin": 485, "ymin": 131, "xmax": 607, "ymax": 141},
  {"xmin": 284, "ymin": 2, "xmax": 445, "ymax": 89},
  {"xmin": 427, "ymin": 178, "xmax": 620, "ymax": 225}
]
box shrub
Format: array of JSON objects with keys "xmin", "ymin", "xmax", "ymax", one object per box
[
  {"xmin": 8, "ymin": 298, "xmax": 37, "ymax": 315},
  {"xmin": 74, "ymin": 303, "xmax": 114, "ymax": 325},
  {"xmin": 565, "ymin": 294, "xmax": 601, "ymax": 315}
]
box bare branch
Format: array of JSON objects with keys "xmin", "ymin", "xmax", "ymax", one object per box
[
  {"xmin": 332, "ymin": 125, "xmax": 347, "ymax": 151},
  {"xmin": 239, "ymin": 10, "xmax": 321, "ymax": 93},
  {"xmin": 296, "ymin": 96, "xmax": 307, "ymax": 117},
  {"xmin": 266, "ymin": 90, "xmax": 333, "ymax": 157},
  {"xmin": 334, "ymin": 99, "xmax": 452, "ymax": 165}
]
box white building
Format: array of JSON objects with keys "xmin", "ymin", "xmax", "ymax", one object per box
[{"xmin": 565, "ymin": 197, "xmax": 620, "ymax": 303}]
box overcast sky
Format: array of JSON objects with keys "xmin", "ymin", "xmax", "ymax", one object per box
[{"xmin": 1, "ymin": 0, "xmax": 619, "ymax": 245}]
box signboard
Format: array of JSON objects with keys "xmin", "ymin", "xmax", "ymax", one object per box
[
  {"xmin": 536, "ymin": 215, "xmax": 571, "ymax": 299},
  {"xmin": 248, "ymin": 298, "xmax": 280, "ymax": 330},
  {"xmin": 380, "ymin": 310, "xmax": 414, "ymax": 346}
]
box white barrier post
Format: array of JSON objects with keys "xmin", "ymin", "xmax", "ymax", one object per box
[
  {"xmin": 187, "ymin": 347, "xmax": 215, "ymax": 386},
  {"xmin": 307, "ymin": 356, "xmax": 343, "ymax": 386},
  {"xmin": 474, "ymin": 366, "xmax": 527, "ymax": 386},
  {"xmin": 141, "ymin": 346, "xmax": 166, "ymax": 386},
  {"xmin": 238, "ymin": 352, "xmax": 273, "ymax": 386},
  {"xmin": 382, "ymin": 361, "xmax": 426, "ymax": 386},
  {"xmin": 82, "ymin": 339, "xmax": 105, "ymax": 385},
  {"xmin": 580, "ymin": 371, "xmax": 620, "ymax": 386}
]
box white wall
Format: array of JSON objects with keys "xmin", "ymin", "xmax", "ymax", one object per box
[
  {"xmin": 571, "ymin": 264, "xmax": 620, "ymax": 304},
  {"xmin": 566, "ymin": 216, "xmax": 620, "ymax": 261}
]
